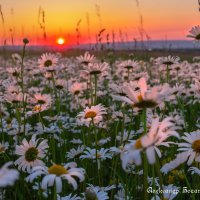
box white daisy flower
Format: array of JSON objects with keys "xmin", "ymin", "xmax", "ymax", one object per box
[
  {"xmin": 77, "ymin": 104, "xmax": 107, "ymax": 127},
  {"xmin": 76, "ymin": 51, "xmax": 95, "ymax": 66},
  {"xmin": 0, "ymin": 162, "xmax": 19, "ymax": 187},
  {"xmin": 27, "ymin": 93, "xmax": 52, "ymax": 115},
  {"xmin": 114, "ymin": 184, "xmax": 131, "ymax": 200},
  {"xmin": 7, "ymin": 67, "xmax": 20, "ymax": 77},
  {"xmin": 55, "ymin": 79, "xmax": 67, "ymax": 90},
  {"xmin": 87, "ymin": 183, "xmax": 115, "ymax": 192},
  {"xmin": 161, "ymin": 130, "xmax": 200, "ymax": 174},
  {"xmin": 81, "ymin": 62, "xmax": 109, "ymax": 77},
  {"xmin": 14, "ymin": 135, "xmax": 49, "ymax": 173},
  {"xmin": 70, "ymin": 139, "xmax": 83, "ymax": 145},
  {"xmin": 26, "ymin": 162, "xmax": 85, "ymax": 193},
  {"xmin": 96, "ymin": 137, "xmax": 111, "ymax": 146},
  {"xmin": 155, "ymin": 56, "xmax": 180, "ymax": 66},
  {"xmin": 121, "ymin": 117, "xmax": 178, "ymax": 168},
  {"xmin": 80, "ymin": 147, "xmax": 112, "ymax": 169},
  {"xmin": 116, "ymin": 130, "xmax": 135, "ymax": 143},
  {"xmin": 116, "ymin": 77, "xmax": 170, "ymax": 109},
  {"xmin": 66, "ymin": 145, "xmax": 85, "ymax": 160},
  {"xmin": 119, "ymin": 59, "xmax": 138, "ymax": 70},
  {"xmin": 27, "ymin": 104, "xmax": 50, "ymax": 115},
  {"xmin": 38, "ymin": 53, "xmax": 58, "ymax": 72},
  {"xmin": 69, "ymin": 82, "xmax": 86, "ymax": 96},
  {"xmin": 4, "ymin": 92, "xmax": 24, "ymax": 104},
  {"xmin": 188, "ymin": 166, "xmax": 200, "ymax": 175},
  {"xmin": 57, "ymin": 193, "xmax": 81, "ymax": 200},
  {"xmin": 85, "ymin": 184, "xmax": 109, "ymax": 200},
  {"xmin": 33, "ymin": 93, "xmax": 52, "ymax": 106},
  {"xmin": 187, "ymin": 25, "xmax": 200, "ymax": 41}
]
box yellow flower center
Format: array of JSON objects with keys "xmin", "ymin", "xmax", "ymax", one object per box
[
  {"xmin": 48, "ymin": 164, "xmax": 68, "ymax": 176},
  {"xmin": 171, "ymin": 169, "xmax": 178, "ymax": 175},
  {"xmin": 179, "ymin": 173, "xmax": 185, "ymax": 180},
  {"xmin": 137, "ymin": 94, "xmax": 143, "ymax": 102},
  {"xmin": 192, "ymin": 139, "xmax": 200, "ymax": 153},
  {"xmin": 85, "ymin": 111, "xmax": 97, "ymax": 119},
  {"xmin": 134, "ymin": 139, "xmax": 143, "ymax": 149},
  {"xmin": 96, "ymin": 153, "xmax": 101, "ymax": 158},
  {"xmin": 33, "ymin": 105, "xmax": 42, "ymax": 112},
  {"xmin": 168, "ymin": 175, "xmax": 174, "ymax": 184},
  {"xmin": 7, "ymin": 123, "xmax": 11, "ymax": 129}
]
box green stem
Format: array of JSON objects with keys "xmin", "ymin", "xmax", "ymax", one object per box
[
  {"xmin": 0, "ymin": 105, "xmax": 4, "ymax": 137},
  {"xmin": 51, "ymin": 72, "xmax": 57, "ymax": 99},
  {"xmin": 166, "ymin": 64, "xmax": 169, "ymax": 83},
  {"xmin": 127, "ymin": 68, "xmax": 130, "ymax": 82},
  {"xmin": 20, "ymin": 41, "xmax": 28, "ymax": 138},
  {"xmin": 185, "ymin": 174, "xmax": 195, "ymax": 200},
  {"xmin": 121, "ymin": 105, "xmax": 125, "ymax": 145},
  {"xmin": 15, "ymin": 103, "xmax": 21, "ymax": 142},
  {"xmin": 90, "ymin": 75, "xmax": 93, "ymax": 106},
  {"xmin": 57, "ymin": 89, "xmax": 61, "ymax": 114},
  {"xmin": 142, "ymin": 108, "xmax": 148, "ymax": 200},
  {"xmin": 20, "ymin": 42, "xmax": 27, "ymax": 118},
  {"xmin": 152, "ymin": 165, "xmax": 157, "ymax": 200},
  {"xmin": 155, "ymin": 155, "xmax": 164, "ymax": 199},
  {"xmin": 52, "ymin": 136, "xmax": 56, "ymax": 162},
  {"xmin": 94, "ymin": 74, "xmax": 98, "ymax": 105},
  {"xmin": 81, "ymin": 126, "xmax": 86, "ymax": 146},
  {"xmin": 20, "ymin": 43, "xmax": 26, "ymax": 103},
  {"xmin": 92, "ymin": 120, "xmax": 101, "ymax": 185},
  {"xmin": 53, "ymin": 184, "xmax": 57, "ymax": 200},
  {"xmin": 38, "ymin": 112, "xmax": 45, "ymax": 130}
]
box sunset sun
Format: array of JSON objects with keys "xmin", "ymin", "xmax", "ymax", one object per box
[{"xmin": 57, "ymin": 37, "xmax": 65, "ymax": 45}]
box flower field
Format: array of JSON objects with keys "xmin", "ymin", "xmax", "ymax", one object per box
[{"xmin": 0, "ymin": 27, "xmax": 200, "ymax": 200}]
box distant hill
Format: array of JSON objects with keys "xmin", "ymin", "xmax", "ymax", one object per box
[{"xmin": 0, "ymin": 40, "xmax": 199, "ymax": 52}]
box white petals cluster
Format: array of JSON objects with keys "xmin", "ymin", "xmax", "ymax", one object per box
[
  {"xmin": 0, "ymin": 162, "xmax": 19, "ymax": 187},
  {"xmin": 26, "ymin": 162, "xmax": 85, "ymax": 193},
  {"xmin": 121, "ymin": 117, "xmax": 179, "ymax": 169}
]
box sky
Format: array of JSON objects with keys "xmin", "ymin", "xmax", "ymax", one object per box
[{"xmin": 0, "ymin": 0, "xmax": 199, "ymax": 46}]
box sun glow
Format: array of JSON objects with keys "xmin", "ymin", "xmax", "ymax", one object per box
[{"xmin": 57, "ymin": 37, "xmax": 65, "ymax": 45}]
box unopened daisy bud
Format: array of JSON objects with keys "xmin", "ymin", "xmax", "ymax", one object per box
[
  {"xmin": 85, "ymin": 188, "xmax": 97, "ymax": 200},
  {"xmin": 23, "ymin": 38, "xmax": 29, "ymax": 44}
]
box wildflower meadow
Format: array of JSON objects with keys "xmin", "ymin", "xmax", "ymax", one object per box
[{"xmin": 0, "ymin": 25, "xmax": 200, "ymax": 200}]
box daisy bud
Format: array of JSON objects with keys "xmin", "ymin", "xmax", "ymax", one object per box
[
  {"xmin": 85, "ymin": 188, "xmax": 97, "ymax": 200},
  {"xmin": 23, "ymin": 38, "xmax": 29, "ymax": 44}
]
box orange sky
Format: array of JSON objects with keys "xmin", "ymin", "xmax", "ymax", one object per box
[{"xmin": 0, "ymin": 0, "xmax": 199, "ymax": 46}]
